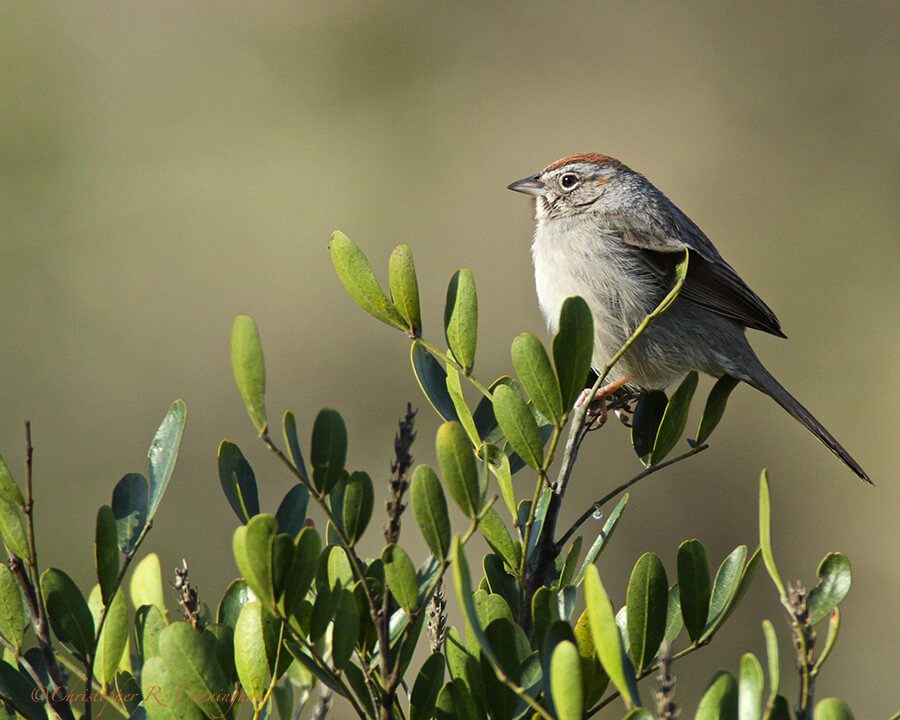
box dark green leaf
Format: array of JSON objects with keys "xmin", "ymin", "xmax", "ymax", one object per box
[
  {"xmin": 650, "ymin": 371, "xmax": 698, "ymax": 464},
  {"xmin": 626, "ymin": 552, "xmax": 668, "ymax": 671},
  {"xmin": 436, "ymin": 422, "xmax": 481, "ymax": 518},
  {"xmin": 704, "ymin": 545, "xmax": 748, "ymax": 638},
  {"xmin": 493, "ymin": 384, "xmax": 544, "ymax": 470},
  {"xmin": 113, "ymin": 671, "xmax": 142, "ymax": 714},
  {"xmin": 331, "ymin": 589, "xmax": 359, "ymax": 671},
  {"xmin": 575, "ymin": 494, "xmax": 629, "ymax": 586},
  {"xmin": 344, "ymin": 662, "xmax": 376, "ymax": 718},
  {"xmin": 275, "ymin": 484, "xmax": 309, "ymax": 538},
  {"xmin": 807, "ymin": 553, "xmax": 851, "ymax": 625},
  {"xmin": 232, "ymin": 514, "xmax": 279, "ymax": 610},
  {"xmin": 479, "ymin": 507, "xmax": 521, "ymax": 571},
  {"xmin": 282, "ymin": 410, "xmax": 310, "ymax": 482},
  {"xmin": 444, "ymin": 269, "xmax": 478, "ymax": 373},
  {"xmin": 739, "ymin": 653, "xmax": 764, "ymax": 720},
  {"xmin": 340, "ymin": 471, "xmax": 374, "ymax": 545},
  {"xmin": 389, "ymin": 244, "xmax": 422, "ymax": 336},
  {"xmin": 0, "ymin": 659, "xmax": 47, "ymax": 720},
  {"xmin": 134, "ymin": 604, "xmax": 167, "ymax": 662},
  {"xmin": 310, "ymin": 408, "xmax": 347, "ymax": 494},
  {"xmin": 550, "ymin": 640, "xmax": 583, "ymax": 720},
  {"xmin": 217, "ymin": 579, "xmax": 254, "ymax": 630},
  {"xmin": 631, "ymin": 390, "xmax": 668, "ymax": 466},
  {"xmin": 0, "ymin": 498, "xmax": 29, "ymax": 560},
  {"xmin": 231, "ymin": 315, "xmax": 267, "ymax": 434},
  {"xmin": 766, "ymin": 695, "xmax": 792, "ymax": 720},
  {"xmin": 558, "ymin": 536, "xmax": 582, "ymax": 590},
  {"xmin": 330, "ymin": 230, "xmax": 406, "ymax": 330},
  {"xmin": 705, "ymin": 548, "xmax": 761, "ymax": 641},
  {"xmin": 88, "ymin": 586, "xmax": 128, "ymax": 686},
  {"xmin": 0, "ymin": 564, "xmax": 25, "ymax": 651},
  {"xmin": 40, "ymin": 568, "xmax": 94, "ymax": 657},
  {"xmin": 411, "ymin": 653, "xmax": 446, "ymax": 720},
  {"xmin": 147, "ymin": 399, "xmax": 186, "ymax": 520},
  {"xmin": 696, "ymin": 375, "xmax": 740, "ymax": 445},
  {"xmin": 279, "ymin": 526, "xmax": 321, "ymax": 618},
  {"xmin": 695, "ymin": 670, "xmax": 738, "ymax": 720},
  {"xmin": 813, "ymin": 698, "xmax": 855, "ymax": 720},
  {"xmin": 158, "ymin": 622, "xmax": 231, "ymax": 719},
  {"xmin": 677, "ymin": 539, "xmax": 711, "ymax": 644},
  {"xmin": 411, "ymin": 341, "xmax": 459, "ymax": 423},
  {"xmin": 435, "ymin": 678, "xmax": 479, "ymax": 720},
  {"xmin": 512, "ymin": 332, "xmax": 564, "ymax": 426},
  {"xmin": 552, "ymin": 296, "xmax": 594, "ymax": 410},
  {"xmin": 410, "ymin": 465, "xmax": 451, "ymax": 560},
  {"xmin": 285, "ymin": 639, "xmax": 346, "ymax": 695},
  {"xmin": 661, "ymin": 585, "xmax": 683, "ymax": 650},
  {"xmin": 217, "ymin": 440, "xmax": 260, "ymax": 524},
  {"xmin": 0, "ymin": 454, "xmax": 24, "ymax": 508},
  {"xmin": 484, "ymin": 555, "xmax": 519, "ymax": 619},
  {"xmin": 112, "ymin": 472, "xmax": 148, "ymax": 555},
  {"xmin": 583, "ymin": 565, "xmax": 640, "ymax": 708},
  {"xmin": 141, "ymin": 656, "xmax": 204, "ymax": 720},
  {"xmin": 95, "ymin": 505, "xmax": 119, "ymax": 606},
  {"xmin": 382, "ymin": 544, "xmax": 419, "ymax": 614},
  {"xmin": 204, "ymin": 623, "xmax": 235, "ymax": 685}
]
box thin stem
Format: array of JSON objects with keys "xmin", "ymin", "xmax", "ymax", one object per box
[
  {"xmin": 557, "ymin": 444, "xmax": 708, "ymax": 549},
  {"xmin": 415, "ymin": 338, "xmax": 493, "ymax": 399}
]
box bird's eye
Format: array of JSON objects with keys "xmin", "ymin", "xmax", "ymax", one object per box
[{"xmin": 560, "ymin": 173, "xmax": 579, "ymax": 190}]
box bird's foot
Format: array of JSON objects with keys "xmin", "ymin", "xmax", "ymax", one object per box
[{"xmin": 576, "ymin": 376, "xmax": 633, "ymax": 427}]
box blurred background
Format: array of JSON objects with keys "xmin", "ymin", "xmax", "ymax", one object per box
[{"xmin": 1, "ymin": 1, "xmax": 897, "ymax": 715}]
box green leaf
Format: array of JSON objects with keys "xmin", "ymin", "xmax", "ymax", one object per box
[
  {"xmin": 573, "ymin": 611, "xmax": 610, "ymax": 707},
  {"xmin": 231, "ymin": 315, "xmax": 268, "ymax": 434},
  {"xmin": 758, "ymin": 470, "xmax": 786, "ymax": 599},
  {"xmin": 234, "ymin": 601, "xmax": 274, "ymax": 700},
  {"xmin": 310, "ymin": 408, "xmax": 347, "ymax": 494},
  {"xmin": 696, "ymin": 374, "xmax": 740, "ymax": 445},
  {"xmin": 813, "ymin": 698, "xmax": 855, "ymax": 720},
  {"xmin": 330, "ymin": 230, "xmax": 407, "ymax": 330},
  {"xmin": 445, "ymin": 364, "xmax": 481, "ymax": 445},
  {"xmin": 762, "ymin": 620, "xmax": 780, "ymax": 703},
  {"xmin": 695, "ymin": 670, "xmax": 738, "ymax": 720},
  {"xmin": 766, "ymin": 695, "xmax": 792, "ymax": 720},
  {"xmin": 410, "ymin": 465, "xmax": 451, "ymax": 560},
  {"xmin": 487, "ymin": 446, "xmax": 517, "ymax": 518},
  {"xmin": 704, "ymin": 548, "xmax": 761, "ymax": 642},
  {"xmin": 344, "ymin": 662, "xmax": 376, "ymax": 717},
  {"xmin": 493, "ymin": 384, "xmax": 544, "ymax": 470},
  {"xmin": 232, "ymin": 515, "xmax": 279, "ymax": 610},
  {"xmin": 204, "ymin": 623, "xmax": 236, "ymax": 685},
  {"xmin": 158, "ymin": 622, "xmax": 231, "ymax": 719},
  {"xmin": 279, "ymin": 526, "xmax": 321, "ymax": 619},
  {"xmin": 285, "ymin": 639, "xmax": 346, "ymax": 694},
  {"xmin": 216, "ymin": 579, "xmax": 254, "ymax": 630},
  {"xmin": 552, "ymin": 296, "xmax": 595, "ymax": 410},
  {"xmin": 411, "ymin": 342, "xmax": 460, "ymax": 423},
  {"xmin": 661, "ymin": 585, "xmax": 684, "ymax": 650},
  {"xmin": 812, "ymin": 608, "xmax": 841, "ymax": 675},
  {"xmin": 550, "ymin": 640, "xmax": 583, "ymax": 720},
  {"xmin": 583, "ymin": 564, "xmax": 640, "ymax": 709},
  {"xmin": 382, "ymin": 544, "xmax": 419, "ymax": 614},
  {"xmin": 558, "ymin": 536, "xmax": 583, "ymax": 590},
  {"xmin": 282, "ymin": 410, "xmax": 310, "ymax": 481},
  {"xmin": 95, "ymin": 505, "xmax": 120, "ymax": 606},
  {"xmin": 436, "ymin": 422, "xmax": 481, "ymax": 518},
  {"xmin": 739, "ymin": 653, "xmax": 764, "ymax": 720},
  {"xmin": 434, "ymin": 678, "xmax": 479, "ymax": 720},
  {"xmin": 450, "ymin": 538, "xmax": 500, "ymax": 672},
  {"xmin": 575, "ymin": 494, "xmax": 629, "ymax": 586},
  {"xmin": 704, "ymin": 545, "xmax": 748, "ymax": 639},
  {"xmin": 217, "ymin": 440, "xmax": 260, "ymax": 524},
  {"xmin": 650, "ymin": 371, "xmax": 698, "ymax": 464},
  {"xmin": 0, "ymin": 564, "xmax": 25, "ymax": 652},
  {"xmin": 113, "ymin": 671, "xmax": 142, "ymax": 714},
  {"xmin": 331, "ymin": 589, "xmax": 359, "ymax": 670},
  {"xmin": 147, "ymin": 399, "xmax": 186, "ymax": 521},
  {"xmin": 88, "ymin": 586, "xmax": 128, "ymax": 686},
  {"xmin": 141, "ymin": 655, "xmax": 205, "ymax": 720},
  {"xmin": 807, "ymin": 553, "xmax": 851, "ymax": 625},
  {"xmin": 0, "ymin": 658, "xmax": 48, "ymax": 720},
  {"xmin": 512, "ymin": 332, "xmax": 564, "ymax": 426},
  {"xmin": 626, "ymin": 552, "xmax": 668, "ymax": 671},
  {"xmin": 411, "ymin": 652, "xmax": 445, "ymax": 720},
  {"xmin": 677, "ymin": 539, "xmax": 711, "ymax": 644},
  {"xmin": 112, "ymin": 472, "xmax": 149, "ymax": 555},
  {"xmin": 0, "ymin": 498, "xmax": 29, "ymax": 560},
  {"xmin": 340, "ymin": 471, "xmax": 374, "ymax": 545},
  {"xmin": 0, "ymin": 455, "xmax": 24, "ymax": 508},
  {"xmin": 479, "ymin": 507, "xmax": 522, "ymax": 571},
  {"xmin": 631, "ymin": 390, "xmax": 668, "ymax": 466},
  {"xmin": 389, "ymin": 244, "xmax": 422, "ymax": 336},
  {"xmin": 275, "ymin": 483, "xmax": 309, "ymax": 538},
  {"xmin": 444, "ymin": 269, "xmax": 478, "ymax": 373},
  {"xmin": 135, "ymin": 603, "xmax": 167, "ymax": 661},
  {"xmin": 40, "ymin": 568, "xmax": 95, "ymax": 657},
  {"xmin": 129, "ymin": 552, "xmax": 167, "ymax": 617},
  {"xmin": 622, "ymin": 711, "xmax": 656, "ymax": 720}
]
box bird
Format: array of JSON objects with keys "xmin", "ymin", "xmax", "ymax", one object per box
[{"xmin": 508, "ymin": 153, "xmax": 870, "ymax": 483}]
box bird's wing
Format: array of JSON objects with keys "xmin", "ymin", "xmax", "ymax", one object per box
[{"xmin": 604, "ymin": 211, "xmax": 786, "ymax": 337}]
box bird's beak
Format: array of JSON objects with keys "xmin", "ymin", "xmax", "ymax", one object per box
[{"xmin": 507, "ymin": 174, "xmax": 546, "ymax": 196}]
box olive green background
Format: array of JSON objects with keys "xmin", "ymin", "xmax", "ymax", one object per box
[{"xmin": 1, "ymin": 2, "xmax": 897, "ymax": 716}]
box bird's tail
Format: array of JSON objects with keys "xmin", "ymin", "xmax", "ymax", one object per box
[{"xmin": 743, "ymin": 364, "xmax": 871, "ymax": 484}]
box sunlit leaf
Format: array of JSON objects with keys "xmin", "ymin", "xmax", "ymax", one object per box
[
  {"xmin": 695, "ymin": 670, "xmax": 738, "ymax": 720},
  {"xmin": 444, "ymin": 269, "xmax": 478, "ymax": 373},
  {"xmin": 493, "ymin": 384, "xmax": 544, "ymax": 470},
  {"xmin": 512, "ymin": 332, "xmax": 564, "ymax": 426},
  {"xmin": 147, "ymin": 399, "xmax": 186, "ymax": 520},
  {"xmin": 552, "ymin": 296, "xmax": 594, "ymax": 410},
  {"xmin": 410, "ymin": 465, "xmax": 451, "ymax": 560},
  {"xmin": 389, "ymin": 244, "xmax": 422, "ymax": 336},
  {"xmin": 310, "ymin": 408, "xmax": 347, "ymax": 494},
  {"xmin": 436, "ymin": 422, "xmax": 481, "ymax": 518},
  {"xmin": 677, "ymin": 539, "xmax": 711, "ymax": 644},
  {"xmin": 40, "ymin": 568, "xmax": 95, "ymax": 656},
  {"xmin": 626, "ymin": 552, "xmax": 668, "ymax": 671},
  {"xmin": 807, "ymin": 553, "xmax": 851, "ymax": 625}
]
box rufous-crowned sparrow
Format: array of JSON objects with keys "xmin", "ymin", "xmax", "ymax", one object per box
[{"xmin": 508, "ymin": 153, "xmax": 869, "ymax": 482}]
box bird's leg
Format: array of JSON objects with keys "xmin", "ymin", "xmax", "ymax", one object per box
[{"xmin": 576, "ymin": 376, "xmax": 632, "ymax": 427}]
